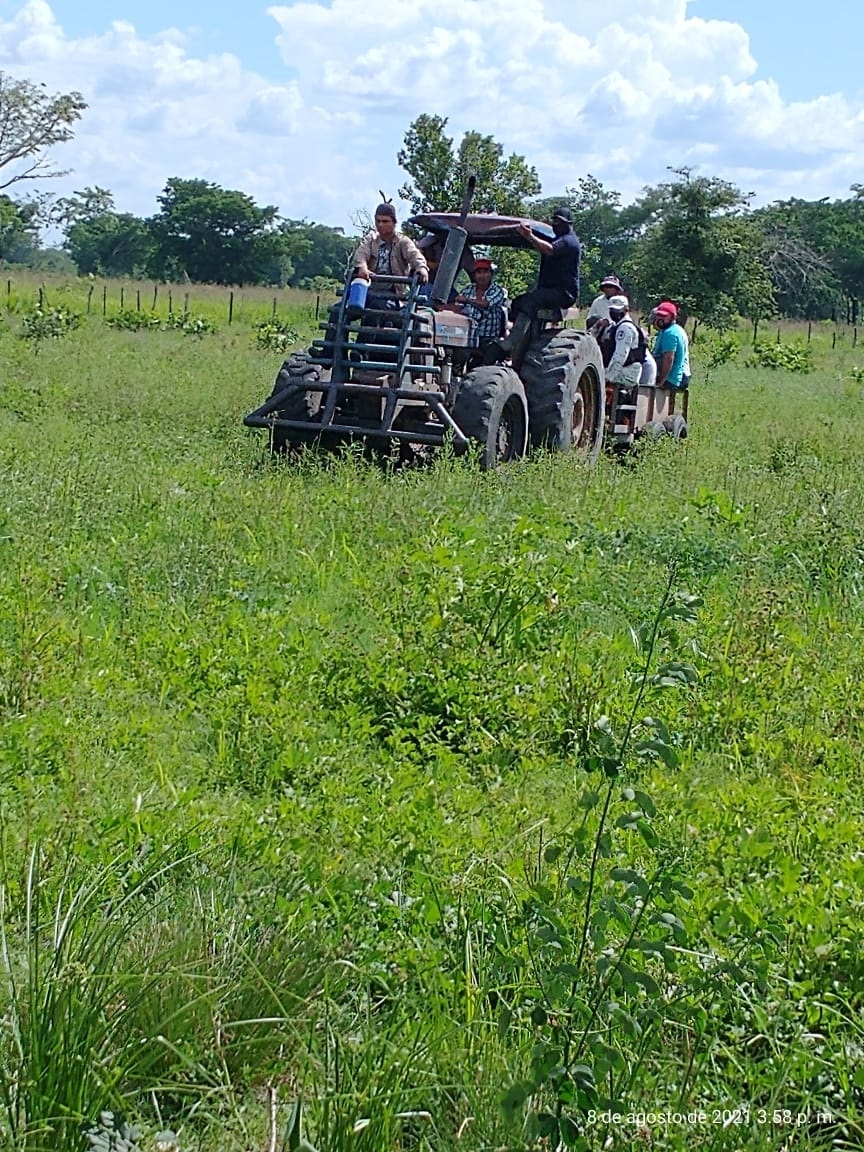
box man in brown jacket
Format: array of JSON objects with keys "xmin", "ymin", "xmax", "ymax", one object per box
[{"xmin": 352, "ymin": 203, "xmax": 428, "ymax": 301}]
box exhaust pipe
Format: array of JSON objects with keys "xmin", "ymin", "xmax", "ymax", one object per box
[{"xmin": 431, "ymin": 176, "xmax": 476, "ymax": 307}]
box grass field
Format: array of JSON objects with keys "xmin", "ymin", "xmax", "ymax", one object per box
[{"xmin": 1, "ymin": 275, "xmax": 864, "ymax": 1151}]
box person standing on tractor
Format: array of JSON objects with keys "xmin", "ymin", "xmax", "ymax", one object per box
[
  {"xmin": 352, "ymin": 203, "xmax": 429, "ymax": 304},
  {"xmin": 493, "ymin": 206, "xmax": 581, "ymax": 356},
  {"xmin": 453, "ymin": 258, "xmax": 507, "ymax": 346},
  {"xmin": 652, "ymin": 301, "xmax": 691, "ymax": 389},
  {"xmin": 603, "ymin": 295, "xmax": 646, "ymax": 388}
]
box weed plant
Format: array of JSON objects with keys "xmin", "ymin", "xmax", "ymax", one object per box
[{"xmin": 0, "ymin": 312, "xmax": 863, "ymax": 1149}]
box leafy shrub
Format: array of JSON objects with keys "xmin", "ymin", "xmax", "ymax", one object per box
[
  {"xmin": 700, "ymin": 331, "xmax": 740, "ymax": 370},
  {"xmin": 746, "ymin": 340, "xmax": 814, "ymax": 372},
  {"xmin": 163, "ymin": 311, "xmax": 218, "ymax": 337},
  {"xmin": 252, "ymin": 316, "xmax": 300, "ymax": 353},
  {"xmin": 105, "ymin": 310, "xmax": 162, "ymax": 332},
  {"xmin": 299, "ymin": 274, "xmax": 344, "ymax": 295},
  {"xmin": 105, "ymin": 310, "xmax": 217, "ymax": 337},
  {"xmin": 20, "ymin": 305, "xmax": 81, "ymax": 344},
  {"xmin": 2, "ymin": 290, "xmax": 26, "ymax": 315},
  {"xmin": 849, "ymin": 365, "xmax": 864, "ymax": 384}
]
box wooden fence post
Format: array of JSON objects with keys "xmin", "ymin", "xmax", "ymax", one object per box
[
  {"xmin": 228, "ymin": 290, "xmax": 234, "ymax": 325},
  {"xmin": 102, "ymin": 285, "xmax": 107, "ymax": 316},
  {"xmin": 272, "ymin": 296, "xmax": 278, "ymax": 318},
  {"xmin": 807, "ymin": 321, "xmax": 812, "ymax": 343},
  {"xmin": 168, "ymin": 290, "xmax": 173, "ymax": 315},
  {"xmin": 152, "ymin": 283, "xmax": 158, "ymax": 310},
  {"xmin": 86, "ymin": 284, "xmax": 94, "ymax": 314},
  {"xmin": 136, "ymin": 289, "xmax": 141, "ymax": 311},
  {"xmin": 120, "ymin": 287, "xmax": 125, "ymax": 309},
  {"xmin": 855, "ymin": 327, "xmax": 859, "ymax": 348},
  {"xmin": 183, "ymin": 292, "xmax": 189, "ymax": 314}
]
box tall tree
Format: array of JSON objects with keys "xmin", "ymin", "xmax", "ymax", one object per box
[
  {"xmin": 624, "ymin": 170, "xmax": 773, "ymax": 328},
  {"xmin": 0, "ymin": 193, "xmax": 40, "ymax": 263},
  {"xmin": 56, "ymin": 188, "xmax": 152, "ymax": 277},
  {"xmin": 397, "ymin": 114, "xmax": 540, "ymax": 216},
  {"xmin": 279, "ymin": 220, "xmax": 353, "ymax": 287},
  {"xmin": 0, "ymin": 72, "xmax": 87, "ymax": 191},
  {"xmin": 753, "ymin": 198, "xmax": 841, "ymax": 319},
  {"xmin": 146, "ymin": 178, "xmax": 286, "ymax": 285}
]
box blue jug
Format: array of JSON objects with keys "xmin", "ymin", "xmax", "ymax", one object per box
[{"xmin": 345, "ymin": 277, "xmax": 368, "ymax": 319}]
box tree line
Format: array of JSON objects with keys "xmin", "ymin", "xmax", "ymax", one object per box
[{"xmin": 1, "ymin": 71, "xmax": 862, "ymax": 324}]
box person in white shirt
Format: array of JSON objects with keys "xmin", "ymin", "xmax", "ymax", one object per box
[
  {"xmin": 604, "ymin": 295, "xmax": 645, "ymax": 388},
  {"xmin": 586, "ymin": 274, "xmax": 624, "ymax": 338}
]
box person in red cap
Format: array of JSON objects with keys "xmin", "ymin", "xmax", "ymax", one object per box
[
  {"xmin": 651, "ymin": 301, "xmax": 691, "ymax": 389},
  {"xmin": 453, "ymin": 258, "xmax": 507, "ymax": 345}
]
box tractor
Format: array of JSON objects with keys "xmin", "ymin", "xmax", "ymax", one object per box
[{"xmin": 243, "ymin": 196, "xmax": 687, "ymax": 465}]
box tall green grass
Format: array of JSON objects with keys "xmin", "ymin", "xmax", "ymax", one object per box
[{"xmin": 1, "ymin": 312, "xmax": 864, "ymax": 1148}]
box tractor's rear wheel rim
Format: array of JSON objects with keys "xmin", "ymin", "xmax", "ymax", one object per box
[
  {"xmin": 571, "ymin": 391, "xmax": 586, "ymax": 447},
  {"xmin": 497, "ymin": 396, "xmax": 525, "ymax": 462}
]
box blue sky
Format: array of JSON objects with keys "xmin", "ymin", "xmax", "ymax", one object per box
[
  {"xmin": 694, "ymin": 0, "xmax": 861, "ymax": 103},
  {"xmin": 0, "ymin": 0, "xmax": 862, "ymax": 231}
]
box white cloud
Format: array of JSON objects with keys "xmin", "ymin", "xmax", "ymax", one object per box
[{"xmin": 0, "ymin": 0, "xmax": 862, "ymax": 232}]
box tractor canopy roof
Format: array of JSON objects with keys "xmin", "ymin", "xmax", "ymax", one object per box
[{"xmin": 407, "ymin": 212, "xmax": 554, "ymax": 249}]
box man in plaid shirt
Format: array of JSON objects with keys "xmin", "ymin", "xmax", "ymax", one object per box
[{"xmin": 453, "ymin": 258, "xmax": 507, "ymax": 345}]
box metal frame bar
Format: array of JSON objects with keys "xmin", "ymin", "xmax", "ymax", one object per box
[{"xmin": 246, "ymin": 271, "xmax": 473, "ymax": 451}]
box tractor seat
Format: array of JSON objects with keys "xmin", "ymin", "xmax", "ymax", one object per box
[{"xmin": 536, "ymin": 306, "xmax": 581, "ymax": 323}]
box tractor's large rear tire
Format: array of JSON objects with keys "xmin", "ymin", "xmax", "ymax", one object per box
[
  {"xmin": 452, "ymin": 365, "xmax": 529, "ymax": 470},
  {"xmin": 520, "ymin": 330, "xmax": 605, "ymax": 459},
  {"xmin": 268, "ymin": 351, "xmax": 324, "ymax": 453}
]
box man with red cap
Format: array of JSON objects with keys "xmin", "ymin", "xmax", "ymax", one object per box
[
  {"xmin": 651, "ymin": 301, "xmax": 691, "ymax": 389},
  {"xmin": 454, "ymin": 258, "xmax": 507, "ymax": 345}
]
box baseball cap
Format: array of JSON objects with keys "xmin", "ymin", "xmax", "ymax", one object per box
[
  {"xmin": 608, "ymin": 295, "xmax": 629, "ymax": 312},
  {"xmin": 473, "ymin": 257, "xmax": 493, "ymax": 270},
  {"xmin": 551, "ymin": 205, "xmax": 572, "ymax": 223},
  {"xmin": 600, "ymin": 275, "xmax": 622, "ymax": 290},
  {"xmin": 654, "ymin": 301, "xmax": 678, "ymax": 319}
]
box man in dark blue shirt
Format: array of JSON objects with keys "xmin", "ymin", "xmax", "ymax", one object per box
[{"xmin": 492, "ymin": 206, "xmax": 581, "ymax": 358}]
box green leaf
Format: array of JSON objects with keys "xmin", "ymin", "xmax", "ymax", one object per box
[
  {"xmin": 635, "ymin": 736, "xmax": 680, "ymax": 769},
  {"xmin": 650, "ymin": 661, "xmax": 698, "ymax": 687},
  {"xmin": 633, "ymin": 788, "xmax": 657, "ymax": 816},
  {"xmin": 501, "ymin": 1082, "xmax": 528, "ymax": 1118},
  {"xmin": 637, "ymin": 819, "xmax": 659, "ymax": 848},
  {"xmin": 560, "ymin": 1115, "xmax": 588, "ymax": 1149},
  {"xmin": 497, "ymin": 1005, "xmax": 513, "ymax": 1040},
  {"xmin": 609, "ymin": 866, "xmax": 640, "ymax": 884}
]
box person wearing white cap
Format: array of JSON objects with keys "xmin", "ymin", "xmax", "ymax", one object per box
[
  {"xmin": 603, "ymin": 295, "xmax": 646, "ymax": 388},
  {"xmin": 586, "ymin": 273, "xmax": 624, "ymax": 337}
]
